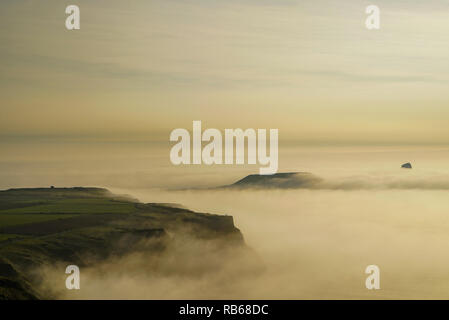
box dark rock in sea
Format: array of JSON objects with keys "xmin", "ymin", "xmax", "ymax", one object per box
[
  {"xmin": 401, "ymin": 162, "xmax": 412, "ymax": 169},
  {"xmin": 227, "ymin": 172, "xmax": 323, "ymax": 189}
]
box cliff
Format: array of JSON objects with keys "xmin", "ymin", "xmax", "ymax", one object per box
[{"xmin": 0, "ymin": 187, "xmax": 246, "ymax": 299}]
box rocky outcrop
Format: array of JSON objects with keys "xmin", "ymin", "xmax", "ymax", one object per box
[
  {"xmin": 0, "ymin": 188, "xmax": 247, "ymax": 299},
  {"xmin": 226, "ymin": 172, "xmax": 323, "ymax": 189}
]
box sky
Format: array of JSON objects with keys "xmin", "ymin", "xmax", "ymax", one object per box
[
  {"xmin": 2, "ymin": 1, "xmax": 449, "ymax": 299},
  {"xmin": 1, "ymin": 0, "xmax": 449, "ymax": 144}
]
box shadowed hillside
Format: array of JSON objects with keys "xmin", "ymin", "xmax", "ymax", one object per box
[
  {"xmin": 0, "ymin": 187, "xmax": 251, "ymax": 299},
  {"xmin": 226, "ymin": 172, "xmax": 323, "ymax": 189}
]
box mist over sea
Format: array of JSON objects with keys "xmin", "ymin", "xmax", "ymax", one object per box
[{"xmin": 2, "ymin": 140, "xmax": 449, "ymax": 298}]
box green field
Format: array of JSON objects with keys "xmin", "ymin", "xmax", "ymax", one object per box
[
  {"xmin": 0, "ymin": 198, "xmax": 137, "ymax": 215},
  {"xmin": 0, "ymin": 213, "xmax": 78, "ymax": 228},
  {"xmin": 0, "ymin": 234, "xmax": 21, "ymax": 242}
]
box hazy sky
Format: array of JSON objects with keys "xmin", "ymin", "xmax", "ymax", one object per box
[{"xmin": 1, "ymin": 0, "xmax": 449, "ymax": 144}]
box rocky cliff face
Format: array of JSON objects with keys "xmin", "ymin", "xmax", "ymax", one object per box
[{"xmin": 0, "ymin": 188, "xmax": 247, "ymax": 299}]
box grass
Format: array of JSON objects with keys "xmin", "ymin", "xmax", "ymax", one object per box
[
  {"xmin": 0, "ymin": 234, "xmax": 21, "ymax": 242},
  {"xmin": 0, "ymin": 199, "xmax": 137, "ymax": 215},
  {"xmin": 0, "ymin": 213, "xmax": 78, "ymax": 228}
]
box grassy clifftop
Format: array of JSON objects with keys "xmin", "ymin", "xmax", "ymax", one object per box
[{"xmin": 0, "ymin": 187, "xmax": 245, "ymax": 299}]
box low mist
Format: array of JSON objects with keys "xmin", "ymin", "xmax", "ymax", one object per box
[
  {"xmin": 102, "ymin": 187, "xmax": 448, "ymax": 299},
  {"xmin": 35, "ymin": 185, "xmax": 449, "ymax": 299},
  {"xmin": 3, "ymin": 142, "xmax": 449, "ymax": 298}
]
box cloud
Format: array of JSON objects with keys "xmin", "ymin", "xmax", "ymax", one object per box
[
  {"xmin": 86, "ymin": 185, "xmax": 449, "ymax": 299},
  {"xmin": 291, "ymin": 69, "xmax": 442, "ymax": 84},
  {"xmin": 221, "ymin": 172, "xmax": 449, "ymax": 191},
  {"xmin": 38, "ymin": 231, "xmax": 263, "ymax": 299}
]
